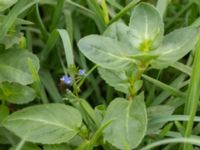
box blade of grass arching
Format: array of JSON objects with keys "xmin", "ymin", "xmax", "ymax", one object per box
[
  {"xmin": 39, "ymin": 30, "xmax": 59, "ymax": 62},
  {"xmin": 171, "ymin": 62, "xmax": 192, "ymax": 76},
  {"xmin": 0, "ymin": 0, "xmax": 37, "ymax": 42},
  {"xmin": 142, "ymin": 74, "xmax": 185, "ymax": 98},
  {"xmin": 35, "ymin": 3, "xmax": 49, "ymax": 40},
  {"xmin": 109, "ymin": 0, "xmax": 140, "ymax": 25},
  {"xmin": 156, "ymin": 0, "xmax": 170, "ymax": 18},
  {"xmin": 163, "ymin": 131, "xmax": 200, "ymax": 139},
  {"xmin": 50, "ymin": 0, "xmax": 65, "ymax": 30},
  {"xmin": 40, "ymin": 29, "xmax": 74, "ymax": 66},
  {"xmin": 141, "ymin": 138, "xmax": 200, "ymax": 150},
  {"xmin": 65, "ymin": 0, "xmax": 95, "ymax": 19},
  {"xmin": 149, "ymin": 115, "xmax": 200, "ymax": 128},
  {"xmin": 28, "ymin": 59, "xmax": 48, "ymax": 104},
  {"xmin": 86, "ymin": 0, "xmax": 106, "ymax": 32},
  {"xmin": 40, "ymin": 70, "xmax": 62, "ymax": 102},
  {"xmin": 57, "ymin": 29, "xmax": 74, "ymax": 68},
  {"xmin": 184, "ymin": 37, "xmax": 200, "ymax": 150},
  {"xmin": 87, "ymin": 0, "xmax": 104, "ymax": 23},
  {"xmin": 64, "ymin": 10, "xmax": 73, "ymax": 44},
  {"xmin": 0, "ymin": 15, "xmax": 33, "ymax": 25}
]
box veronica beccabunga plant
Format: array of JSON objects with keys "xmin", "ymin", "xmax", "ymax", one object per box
[
  {"xmin": 78, "ymin": 2, "xmax": 198, "ymax": 149},
  {"xmin": 1, "ymin": 1, "xmax": 199, "ymax": 150}
]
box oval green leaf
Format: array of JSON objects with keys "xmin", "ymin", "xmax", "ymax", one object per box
[
  {"xmin": 78, "ymin": 35, "xmax": 135, "ymax": 70},
  {"xmin": 151, "ymin": 27, "xmax": 198, "ymax": 69},
  {"xmin": 102, "ymin": 93, "xmax": 147, "ymax": 149},
  {"xmin": 98, "ymin": 67, "xmax": 131, "ymax": 94},
  {"xmin": 129, "ymin": 3, "xmax": 164, "ymax": 51},
  {"xmin": 103, "ymin": 21, "xmax": 139, "ymax": 54},
  {"xmin": 3, "ymin": 104, "xmax": 82, "ymax": 144},
  {"xmin": 0, "ymin": 82, "xmax": 36, "ymax": 104},
  {"xmin": 0, "ymin": 49, "xmax": 39, "ymax": 85}
]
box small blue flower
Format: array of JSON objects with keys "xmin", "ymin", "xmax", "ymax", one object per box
[
  {"xmin": 60, "ymin": 75, "xmax": 72, "ymax": 85},
  {"xmin": 79, "ymin": 69, "xmax": 85, "ymax": 76}
]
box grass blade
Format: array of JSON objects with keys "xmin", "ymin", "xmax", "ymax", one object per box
[{"xmin": 183, "ymin": 36, "xmax": 200, "ymax": 149}]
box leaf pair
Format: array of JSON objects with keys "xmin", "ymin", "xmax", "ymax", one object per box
[{"xmin": 78, "ymin": 3, "xmax": 198, "ymax": 70}]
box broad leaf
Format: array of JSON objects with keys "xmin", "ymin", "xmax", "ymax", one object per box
[
  {"xmin": 102, "ymin": 93, "xmax": 147, "ymax": 149},
  {"xmin": 151, "ymin": 27, "xmax": 198, "ymax": 68},
  {"xmin": 98, "ymin": 67, "xmax": 130, "ymax": 93},
  {"xmin": 104, "ymin": 21, "xmax": 139, "ymax": 54},
  {"xmin": 3, "ymin": 104, "xmax": 82, "ymax": 144},
  {"xmin": 129, "ymin": 3, "xmax": 164, "ymax": 51},
  {"xmin": 0, "ymin": 0, "xmax": 17, "ymax": 12},
  {"xmin": 78, "ymin": 35, "xmax": 135, "ymax": 70},
  {"xmin": 0, "ymin": 49, "xmax": 39, "ymax": 85},
  {"xmin": 0, "ymin": 82, "xmax": 36, "ymax": 104}
]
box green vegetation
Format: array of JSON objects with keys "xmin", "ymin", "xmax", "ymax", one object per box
[{"xmin": 0, "ymin": 0, "xmax": 200, "ymax": 150}]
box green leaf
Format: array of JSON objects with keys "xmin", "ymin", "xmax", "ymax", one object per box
[
  {"xmin": 151, "ymin": 27, "xmax": 198, "ymax": 69},
  {"xmin": 129, "ymin": 3, "xmax": 164, "ymax": 51},
  {"xmin": 0, "ymin": 15, "xmax": 33, "ymax": 25},
  {"xmin": 57, "ymin": 29, "xmax": 74, "ymax": 68},
  {"xmin": 78, "ymin": 35, "xmax": 136, "ymax": 70},
  {"xmin": 0, "ymin": 82, "xmax": 36, "ymax": 104},
  {"xmin": 0, "ymin": 49, "xmax": 39, "ymax": 85},
  {"xmin": 103, "ymin": 21, "xmax": 138, "ymax": 54},
  {"xmin": 0, "ymin": 0, "xmax": 17, "ymax": 12},
  {"xmin": 3, "ymin": 104, "xmax": 82, "ymax": 144},
  {"xmin": 0, "ymin": 105, "xmax": 9, "ymax": 123},
  {"xmin": 102, "ymin": 93, "xmax": 147, "ymax": 149},
  {"xmin": 147, "ymin": 105, "xmax": 175, "ymax": 134},
  {"xmin": 98, "ymin": 67, "xmax": 130, "ymax": 94}
]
